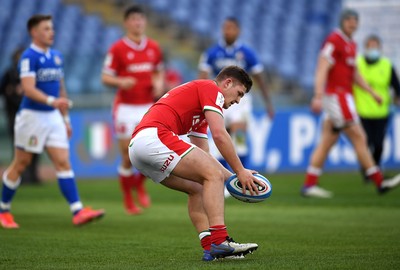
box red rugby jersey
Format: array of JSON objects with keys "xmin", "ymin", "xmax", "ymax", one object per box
[
  {"xmin": 320, "ymin": 30, "xmax": 357, "ymax": 94},
  {"xmin": 103, "ymin": 36, "xmax": 163, "ymax": 104},
  {"xmin": 133, "ymin": 80, "xmax": 225, "ymax": 138}
]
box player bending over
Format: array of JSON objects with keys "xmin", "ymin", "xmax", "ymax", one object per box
[{"xmin": 129, "ymin": 66, "xmax": 261, "ymax": 261}]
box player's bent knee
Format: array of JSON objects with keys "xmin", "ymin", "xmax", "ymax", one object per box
[
  {"xmin": 53, "ymin": 159, "xmax": 71, "ymax": 171},
  {"xmin": 203, "ymin": 168, "xmax": 225, "ymax": 184}
]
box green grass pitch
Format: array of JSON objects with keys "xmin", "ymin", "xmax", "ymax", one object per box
[{"xmin": 1, "ymin": 172, "xmax": 399, "ymax": 269}]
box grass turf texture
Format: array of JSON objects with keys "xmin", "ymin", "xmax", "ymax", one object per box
[{"xmin": 1, "ymin": 172, "xmax": 399, "ymax": 269}]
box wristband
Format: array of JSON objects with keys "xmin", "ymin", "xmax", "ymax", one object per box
[
  {"xmin": 63, "ymin": 115, "xmax": 71, "ymax": 124},
  {"xmin": 46, "ymin": 96, "xmax": 56, "ymax": 106}
]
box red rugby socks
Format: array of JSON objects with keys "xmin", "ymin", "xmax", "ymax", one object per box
[
  {"xmin": 366, "ymin": 166, "xmax": 383, "ymax": 188},
  {"xmin": 304, "ymin": 166, "xmax": 322, "ymax": 187},
  {"xmin": 199, "ymin": 230, "xmax": 211, "ymax": 251},
  {"xmin": 210, "ymin": 225, "xmax": 228, "ymax": 245}
]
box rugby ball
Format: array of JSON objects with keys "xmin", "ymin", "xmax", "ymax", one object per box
[{"xmin": 226, "ymin": 173, "xmax": 272, "ymax": 203}]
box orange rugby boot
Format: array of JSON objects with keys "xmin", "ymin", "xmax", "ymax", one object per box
[
  {"xmin": 73, "ymin": 207, "xmax": 105, "ymax": 226},
  {"xmin": 0, "ymin": 212, "xmax": 19, "ymax": 229}
]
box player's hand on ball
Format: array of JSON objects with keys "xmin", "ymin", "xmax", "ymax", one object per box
[{"xmin": 236, "ymin": 169, "xmax": 262, "ymax": 196}]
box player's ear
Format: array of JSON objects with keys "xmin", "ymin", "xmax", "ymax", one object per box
[
  {"xmin": 225, "ymin": 78, "xmax": 233, "ymax": 89},
  {"xmin": 31, "ymin": 27, "xmax": 38, "ymax": 38}
]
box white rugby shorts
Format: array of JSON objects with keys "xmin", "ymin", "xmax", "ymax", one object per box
[
  {"xmin": 129, "ymin": 127, "xmax": 194, "ymax": 183},
  {"xmin": 14, "ymin": 109, "xmax": 69, "ymax": 153},
  {"xmin": 323, "ymin": 92, "xmax": 359, "ymax": 129},
  {"xmin": 113, "ymin": 103, "xmax": 153, "ymax": 139}
]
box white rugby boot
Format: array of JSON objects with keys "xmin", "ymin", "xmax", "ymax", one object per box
[
  {"xmin": 379, "ymin": 173, "xmax": 400, "ymax": 194},
  {"xmin": 301, "ymin": 185, "xmax": 333, "ymax": 198},
  {"xmin": 210, "ymin": 237, "xmax": 258, "ymax": 259}
]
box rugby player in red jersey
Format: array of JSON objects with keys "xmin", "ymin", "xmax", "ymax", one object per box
[
  {"xmin": 102, "ymin": 5, "xmax": 164, "ymax": 214},
  {"xmin": 302, "ymin": 9, "xmax": 400, "ymax": 198},
  {"xmin": 129, "ymin": 66, "xmax": 260, "ymax": 260}
]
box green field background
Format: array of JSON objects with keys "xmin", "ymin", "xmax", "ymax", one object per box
[{"xmin": 1, "ymin": 173, "xmax": 399, "ymax": 269}]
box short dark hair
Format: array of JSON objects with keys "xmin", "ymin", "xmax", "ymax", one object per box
[
  {"xmin": 340, "ymin": 8, "xmax": 359, "ymax": 28},
  {"xmin": 215, "ymin": 66, "xmax": 253, "ymax": 93},
  {"xmin": 364, "ymin": 34, "xmax": 381, "ymax": 46},
  {"xmin": 124, "ymin": 5, "xmax": 145, "ymax": 20},
  {"xmin": 27, "ymin": 14, "xmax": 52, "ymax": 33},
  {"xmin": 224, "ymin": 16, "xmax": 240, "ymax": 27}
]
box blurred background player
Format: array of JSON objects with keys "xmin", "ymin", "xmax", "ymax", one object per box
[
  {"xmin": 0, "ymin": 14, "xmax": 104, "ymax": 229},
  {"xmin": 163, "ymin": 49, "xmax": 183, "ymax": 92},
  {"xmin": 0, "ymin": 47, "xmax": 41, "ymax": 185},
  {"xmin": 301, "ymin": 9, "xmax": 400, "ymax": 198},
  {"xmin": 198, "ymin": 17, "xmax": 274, "ymax": 169},
  {"xmin": 353, "ymin": 34, "xmax": 400, "ymax": 181},
  {"xmin": 129, "ymin": 66, "xmax": 260, "ymax": 261},
  {"xmin": 102, "ymin": 5, "xmax": 164, "ymax": 215}
]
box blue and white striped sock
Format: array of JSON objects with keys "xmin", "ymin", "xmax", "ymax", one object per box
[
  {"xmin": 57, "ymin": 170, "xmax": 83, "ymax": 215},
  {"xmin": 0, "ymin": 171, "xmax": 21, "ymax": 213}
]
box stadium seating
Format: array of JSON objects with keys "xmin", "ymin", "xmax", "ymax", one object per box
[
  {"xmin": 0, "ymin": 0, "xmax": 342, "ymax": 94},
  {"xmin": 0, "ymin": 0, "xmax": 123, "ymax": 94},
  {"xmin": 141, "ymin": 0, "xmax": 342, "ymax": 90}
]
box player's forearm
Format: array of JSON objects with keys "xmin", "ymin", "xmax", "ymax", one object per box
[
  {"xmin": 152, "ymin": 70, "xmax": 165, "ymax": 99},
  {"xmin": 101, "ymin": 73, "xmax": 122, "ymax": 88},
  {"xmin": 253, "ymin": 73, "xmax": 271, "ymax": 104},
  {"xmin": 354, "ymin": 71, "xmax": 374, "ymax": 94},
  {"xmin": 260, "ymin": 87, "xmax": 272, "ymax": 107},
  {"xmin": 213, "ymin": 130, "xmax": 245, "ymax": 174},
  {"xmin": 59, "ymin": 80, "xmax": 67, "ymax": 99},
  {"xmin": 59, "ymin": 86, "xmax": 70, "ymax": 118},
  {"xmin": 22, "ymin": 80, "xmax": 55, "ymax": 105},
  {"xmin": 314, "ymin": 72, "xmax": 326, "ymax": 98},
  {"xmin": 314, "ymin": 57, "xmax": 331, "ymax": 98}
]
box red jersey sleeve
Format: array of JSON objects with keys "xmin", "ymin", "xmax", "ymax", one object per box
[
  {"xmin": 102, "ymin": 42, "xmax": 120, "ymax": 76},
  {"xmin": 320, "ymin": 34, "xmax": 338, "ymax": 65},
  {"xmin": 197, "ymin": 81, "xmax": 224, "ymax": 117}
]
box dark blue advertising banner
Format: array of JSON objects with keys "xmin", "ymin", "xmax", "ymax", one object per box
[{"xmin": 69, "ymin": 108, "xmax": 400, "ymax": 178}]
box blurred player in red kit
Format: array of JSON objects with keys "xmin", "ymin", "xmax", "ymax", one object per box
[
  {"xmin": 102, "ymin": 5, "xmax": 164, "ymax": 214},
  {"xmin": 302, "ymin": 9, "xmax": 400, "ymax": 198}
]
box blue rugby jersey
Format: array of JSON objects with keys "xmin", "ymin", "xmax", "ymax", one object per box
[
  {"xmin": 199, "ymin": 40, "xmax": 263, "ymax": 77},
  {"xmin": 19, "ymin": 43, "xmax": 64, "ymax": 111}
]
